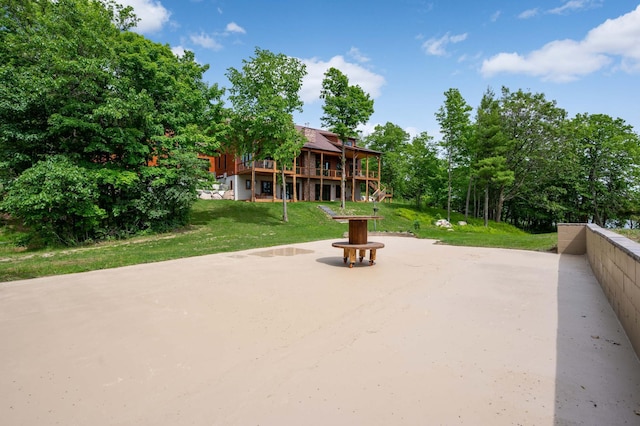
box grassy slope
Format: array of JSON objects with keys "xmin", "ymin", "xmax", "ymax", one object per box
[{"xmin": 0, "ymin": 200, "xmax": 557, "ymax": 282}]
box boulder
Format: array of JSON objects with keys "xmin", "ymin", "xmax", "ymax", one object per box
[{"xmin": 435, "ymin": 219, "xmax": 452, "ymax": 228}]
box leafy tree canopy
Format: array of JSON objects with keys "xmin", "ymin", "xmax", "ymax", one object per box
[
  {"xmin": 320, "ymin": 67, "xmax": 374, "ymax": 208},
  {"xmin": 363, "ymin": 122, "xmax": 410, "ymax": 197},
  {"xmin": 226, "ymin": 47, "xmax": 307, "ymax": 221},
  {"xmin": 0, "ymin": 0, "xmax": 227, "ymax": 244}
]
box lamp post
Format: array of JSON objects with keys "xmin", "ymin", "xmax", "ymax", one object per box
[{"xmin": 373, "ymin": 200, "xmax": 379, "ymax": 231}]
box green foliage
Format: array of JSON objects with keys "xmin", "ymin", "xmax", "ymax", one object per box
[
  {"xmin": 406, "ymin": 132, "xmax": 445, "ymax": 209},
  {"xmin": 320, "ymin": 68, "xmax": 375, "ymax": 141},
  {"xmin": 497, "ymin": 87, "xmax": 567, "ymax": 225},
  {"xmin": 226, "ymin": 47, "xmax": 307, "ymax": 221},
  {"xmin": 0, "ymin": 0, "xmax": 224, "ymax": 244},
  {"xmin": 435, "ymin": 88, "xmax": 473, "ymax": 222},
  {"xmin": 565, "ymin": 113, "xmax": 640, "ymax": 226},
  {"xmin": 1, "ymin": 156, "xmax": 105, "ymax": 245},
  {"xmin": 320, "ymin": 67, "xmax": 374, "ymax": 208},
  {"xmin": 363, "ymin": 122, "xmax": 410, "ymax": 196}
]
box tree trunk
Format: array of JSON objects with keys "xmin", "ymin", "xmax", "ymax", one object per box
[
  {"xmin": 340, "ymin": 144, "xmax": 346, "ymax": 209},
  {"xmin": 496, "ymin": 186, "xmax": 505, "ymax": 223},
  {"xmin": 484, "ymin": 183, "xmax": 489, "ymax": 227},
  {"xmin": 473, "ymin": 182, "xmax": 478, "ymax": 218},
  {"xmin": 592, "ymin": 193, "xmax": 603, "ymax": 226},
  {"xmin": 465, "ymin": 174, "xmax": 472, "ymax": 221},
  {"xmin": 447, "ymin": 154, "xmax": 452, "ymax": 222},
  {"xmin": 281, "ymin": 168, "xmax": 288, "ymax": 222}
]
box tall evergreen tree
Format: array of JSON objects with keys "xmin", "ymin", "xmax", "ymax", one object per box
[{"xmin": 435, "ymin": 88, "xmax": 472, "ymax": 222}]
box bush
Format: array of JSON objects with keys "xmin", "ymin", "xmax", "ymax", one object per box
[{"xmin": 1, "ymin": 156, "xmax": 105, "ymax": 245}]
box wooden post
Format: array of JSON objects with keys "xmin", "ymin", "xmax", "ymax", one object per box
[
  {"xmin": 251, "ymin": 155, "xmax": 256, "ymax": 202},
  {"xmin": 351, "ymin": 151, "xmax": 357, "ymax": 202},
  {"xmin": 320, "ymin": 152, "xmax": 324, "ymax": 201},
  {"xmin": 307, "ymin": 150, "xmax": 311, "ymax": 201},
  {"xmin": 272, "ymin": 161, "xmax": 277, "ymax": 202},
  {"xmin": 349, "ymin": 219, "xmax": 368, "ymax": 244},
  {"xmin": 365, "ymin": 155, "xmax": 370, "ymax": 201},
  {"xmin": 293, "ymin": 156, "xmax": 297, "ymax": 202}
]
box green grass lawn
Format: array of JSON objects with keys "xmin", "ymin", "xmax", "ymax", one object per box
[{"xmin": 0, "ymin": 200, "xmax": 558, "ymax": 282}]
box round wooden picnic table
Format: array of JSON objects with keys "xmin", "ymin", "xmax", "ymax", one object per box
[{"xmin": 331, "ymin": 215, "xmax": 384, "ymax": 267}]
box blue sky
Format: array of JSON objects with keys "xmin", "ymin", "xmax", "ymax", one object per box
[{"xmin": 120, "ymin": 0, "xmax": 640, "ymax": 138}]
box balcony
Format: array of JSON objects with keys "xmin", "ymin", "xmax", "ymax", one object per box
[
  {"xmin": 237, "ymin": 161, "xmax": 380, "ymax": 180},
  {"xmin": 237, "ymin": 160, "xmax": 294, "ymax": 174},
  {"xmin": 294, "ymin": 167, "xmax": 379, "ymax": 179}
]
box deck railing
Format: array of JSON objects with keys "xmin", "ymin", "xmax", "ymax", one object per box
[
  {"xmin": 238, "ymin": 160, "xmax": 294, "ymax": 173},
  {"xmin": 239, "ymin": 161, "xmax": 379, "ymax": 179},
  {"xmin": 293, "ymin": 167, "xmax": 379, "ymax": 179}
]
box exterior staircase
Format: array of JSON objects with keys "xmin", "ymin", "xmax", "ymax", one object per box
[{"xmin": 369, "ymin": 182, "xmax": 393, "ymax": 202}]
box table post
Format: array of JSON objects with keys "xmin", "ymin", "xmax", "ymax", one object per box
[{"xmin": 349, "ymin": 219, "xmax": 368, "ymax": 244}]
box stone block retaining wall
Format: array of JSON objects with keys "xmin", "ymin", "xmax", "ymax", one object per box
[{"xmin": 558, "ymin": 224, "xmax": 640, "ymax": 358}]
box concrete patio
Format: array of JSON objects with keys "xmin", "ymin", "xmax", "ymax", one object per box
[{"xmin": 1, "ymin": 236, "xmax": 639, "ymax": 425}]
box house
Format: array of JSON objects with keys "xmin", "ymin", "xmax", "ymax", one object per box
[{"xmin": 200, "ymin": 125, "xmax": 387, "ymax": 202}]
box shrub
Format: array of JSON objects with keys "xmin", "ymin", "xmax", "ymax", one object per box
[{"xmin": 1, "ymin": 156, "xmax": 105, "ymax": 245}]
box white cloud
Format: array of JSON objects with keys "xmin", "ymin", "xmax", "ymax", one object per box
[
  {"xmin": 518, "ymin": 8, "xmax": 539, "ymax": 19},
  {"xmin": 422, "ymin": 33, "xmax": 468, "ymax": 56},
  {"xmin": 548, "ymin": 0, "xmax": 602, "ymax": 15},
  {"xmin": 357, "ymin": 122, "xmax": 378, "ymax": 137},
  {"xmin": 190, "ymin": 32, "xmax": 223, "ymax": 51},
  {"xmin": 119, "ymin": 0, "xmax": 171, "ymax": 34},
  {"xmin": 348, "ymin": 47, "xmax": 371, "ymax": 63},
  {"xmin": 225, "ymin": 22, "xmax": 246, "ymax": 34},
  {"xmin": 490, "ymin": 11, "xmax": 501, "ymax": 22},
  {"xmin": 171, "ymin": 45, "xmax": 186, "ymax": 57},
  {"xmin": 404, "ymin": 126, "xmax": 421, "ymax": 140},
  {"xmin": 584, "ymin": 6, "xmax": 640, "ymax": 59},
  {"xmin": 299, "ymin": 55, "xmax": 386, "ymax": 104},
  {"xmin": 356, "ymin": 123, "xmax": 425, "ymax": 140},
  {"xmin": 481, "ymin": 5, "xmax": 640, "ymax": 82},
  {"xmin": 186, "ymin": 23, "xmax": 245, "ymax": 53}
]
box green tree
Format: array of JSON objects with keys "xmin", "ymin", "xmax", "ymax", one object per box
[
  {"xmin": 498, "ymin": 87, "xmax": 566, "ymax": 223},
  {"xmin": 226, "ymin": 47, "xmax": 307, "ymax": 222},
  {"xmin": 569, "ymin": 113, "xmax": 640, "ymax": 226},
  {"xmin": 435, "ymin": 88, "xmax": 473, "ymax": 222},
  {"xmin": 405, "ymin": 132, "xmax": 443, "ymax": 209},
  {"xmin": 0, "ymin": 0, "xmax": 224, "ymax": 244},
  {"xmin": 320, "ymin": 68, "xmax": 374, "ymax": 209},
  {"xmin": 473, "ymin": 89, "xmax": 513, "ymax": 226},
  {"xmin": 363, "ymin": 122, "xmax": 410, "ymax": 198}
]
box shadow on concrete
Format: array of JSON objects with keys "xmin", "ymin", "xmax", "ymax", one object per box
[
  {"xmin": 315, "ymin": 256, "xmax": 377, "ymax": 268},
  {"xmin": 555, "ymin": 254, "xmax": 640, "ymax": 424}
]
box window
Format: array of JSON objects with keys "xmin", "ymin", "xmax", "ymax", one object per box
[
  {"xmin": 246, "ymin": 180, "xmax": 252, "ymax": 190},
  {"xmin": 261, "ymin": 181, "xmax": 273, "ymax": 195}
]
